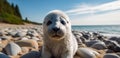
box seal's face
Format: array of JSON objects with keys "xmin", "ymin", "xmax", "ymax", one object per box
[{"xmin": 43, "ymin": 10, "xmax": 71, "ymax": 40}]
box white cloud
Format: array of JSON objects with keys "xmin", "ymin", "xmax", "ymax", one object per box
[
  {"xmin": 70, "ymin": 10, "xmax": 120, "ymax": 25},
  {"xmin": 65, "ymin": 0, "xmax": 120, "ymax": 25},
  {"xmin": 66, "ymin": 0, "xmax": 120, "ymax": 15}
]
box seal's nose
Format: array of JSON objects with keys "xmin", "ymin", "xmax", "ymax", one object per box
[{"xmin": 52, "ymin": 27, "xmax": 60, "ymax": 32}]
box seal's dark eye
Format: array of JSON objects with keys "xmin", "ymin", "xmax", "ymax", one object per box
[
  {"xmin": 60, "ymin": 17, "xmax": 66, "ymax": 25},
  {"xmin": 47, "ymin": 20, "xmax": 52, "ymax": 26},
  {"xmin": 61, "ymin": 20, "xmax": 66, "ymax": 25}
]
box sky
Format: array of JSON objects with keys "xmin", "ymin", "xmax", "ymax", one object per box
[{"xmin": 8, "ymin": 0, "xmax": 120, "ymax": 25}]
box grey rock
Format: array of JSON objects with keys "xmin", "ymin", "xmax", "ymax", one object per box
[
  {"xmin": 15, "ymin": 40, "xmax": 38, "ymax": 50},
  {"xmin": 0, "ymin": 36, "xmax": 11, "ymax": 40},
  {"xmin": 109, "ymin": 37, "xmax": 120, "ymax": 44},
  {"xmin": 0, "ymin": 32, "xmax": 4, "ymax": 36},
  {"xmin": 77, "ymin": 48, "xmax": 99, "ymax": 58},
  {"xmin": 85, "ymin": 40, "xmax": 101, "ymax": 47},
  {"xmin": 20, "ymin": 51, "xmax": 40, "ymax": 58},
  {"xmin": 15, "ymin": 31, "xmax": 26, "ymax": 37},
  {"xmin": 20, "ymin": 37, "xmax": 29, "ymax": 40},
  {"xmin": 8, "ymin": 31, "xmax": 17, "ymax": 37},
  {"xmin": 27, "ymin": 30, "xmax": 39, "ymax": 37},
  {"xmin": 104, "ymin": 40, "xmax": 120, "ymax": 52},
  {"xmin": 91, "ymin": 41, "xmax": 107, "ymax": 50},
  {"xmin": 5, "ymin": 42, "xmax": 22, "ymax": 56},
  {"xmin": 0, "ymin": 52, "xmax": 10, "ymax": 58},
  {"xmin": 103, "ymin": 53, "xmax": 120, "ymax": 58},
  {"xmin": 31, "ymin": 37, "xmax": 39, "ymax": 41}
]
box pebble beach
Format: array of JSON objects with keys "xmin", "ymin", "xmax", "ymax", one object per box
[{"xmin": 0, "ymin": 24, "xmax": 120, "ymax": 58}]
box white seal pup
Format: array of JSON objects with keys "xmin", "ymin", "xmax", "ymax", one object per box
[{"xmin": 41, "ymin": 10, "xmax": 78, "ymax": 58}]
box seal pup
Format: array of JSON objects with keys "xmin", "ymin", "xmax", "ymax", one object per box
[{"xmin": 41, "ymin": 10, "xmax": 78, "ymax": 58}]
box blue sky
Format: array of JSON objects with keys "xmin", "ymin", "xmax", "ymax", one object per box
[{"xmin": 8, "ymin": 0, "xmax": 120, "ymax": 25}]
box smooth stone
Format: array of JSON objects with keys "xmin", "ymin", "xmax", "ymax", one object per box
[
  {"xmin": 21, "ymin": 47, "xmax": 29, "ymax": 54},
  {"xmin": 104, "ymin": 40, "xmax": 120, "ymax": 52},
  {"xmin": 20, "ymin": 37, "xmax": 29, "ymax": 40},
  {"xmin": 0, "ymin": 32, "xmax": 4, "ymax": 36},
  {"xmin": 15, "ymin": 39, "xmax": 38, "ymax": 50},
  {"xmin": 85, "ymin": 40, "xmax": 101, "ymax": 47},
  {"xmin": 8, "ymin": 31, "xmax": 17, "ymax": 37},
  {"xmin": 106, "ymin": 49, "xmax": 114, "ymax": 53},
  {"xmin": 0, "ymin": 40, "xmax": 8, "ymax": 48},
  {"xmin": 5, "ymin": 42, "xmax": 22, "ymax": 56},
  {"xmin": 103, "ymin": 53, "xmax": 120, "ymax": 58},
  {"xmin": 83, "ymin": 34, "xmax": 91, "ymax": 40},
  {"xmin": 109, "ymin": 37, "xmax": 120, "ymax": 44},
  {"xmin": 91, "ymin": 41, "xmax": 107, "ymax": 50},
  {"xmin": 77, "ymin": 48, "xmax": 100, "ymax": 58},
  {"xmin": 15, "ymin": 31, "xmax": 26, "ymax": 37},
  {"xmin": 20, "ymin": 51, "xmax": 40, "ymax": 58},
  {"xmin": 31, "ymin": 37, "xmax": 39, "ymax": 41},
  {"xmin": 72, "ymin": 31, "xmax": 83, "ymax": 44},
  {"xmin": 72, "ymin": 31, "xmax": 83, "ymax": 37},
  {"xmin": 0, "ymin": 36, "xmax": 12, "ymax": 40},
  {"xmin": 27, "ymin": 30, "xmax": 39, "ymax": 37},
  {"xmin": 0, "ymin": 52, "xmax": 10, "ymax": 58}
]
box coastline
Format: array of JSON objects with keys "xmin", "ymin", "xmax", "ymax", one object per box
[{"xmin": 0, "ymin": 24, "xmax": 120, "ymax": 58}]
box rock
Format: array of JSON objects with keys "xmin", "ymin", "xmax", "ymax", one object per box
[
  {"xmin": 109, "ymin": 37, "xmax": 120, "ymax": 44},
  {"xmin": 0, "ymin": 31, "xmax": 4, "ymax": 36},
  {"xmin": 7, "ymin": 31, "xmax": 16, "ymax": 36},
  {"xmin": 15, "ymin": 31, "xmax": 26, "ymax": 37},
  {"xmin": 0, "ymin": 40, "xmax": 8, "ymax": 49},
  {"xmin": 0, "ymin": 36, "xmax": 12, "ymax": 40},
  {"xmin": 21, "ymin": 47, "xmax": 30, "ymax": 54},
  {"xmin": 5, "ymin": 42, "xmax": 22, "ymax": 56},
  {"xmin": 76, "ymin": 48, "xmax": 100, "ymax": 58},
  {"xmin": 31, "ymin": 37, "xmax": 39, "ymax": 41},
  {"xmin": 85, "ymin": 40, "xmax": 101, "ymax": 47},
  {"xmin": 27, "ymin": 30, "xmax": 39, "ymax": 37},
  {"xmin": 83, "ymin": 34, "xmax": 91, "ymax": 40},
  {"xmin": 104, "ymin": 40, "xmax": 120, "ymax": 52},
  {"xmin": 72, "ymin": 31, "xmax": 83, "ymax": 37},
  {"xmin": 20, "ymin": 51, "xmax": 40, "ymax": 58},
  {"xmin": 0, "ymin": 52, "xmax": 10, "ymax": 58},
  {"xmin": 103, "ymin": 53, "xmax": 120, "ymax": 58},
  {"xmin": 91, "ymin": 41, "xmax": 107, "ymax": 50},
  {"xmin": 15, "ymin": 39, "xmax": 38, "ymax": 50},
  {"xmin": 20, "ymin": 37, "xmax": 29, "ymax": 40},
  {"xmin": 72, "ymin": 31, "xmax": 83, "ymax": 44},
  {"xmin": 105, "ymin": 49, "xmax": 114, "ymax": 53}
]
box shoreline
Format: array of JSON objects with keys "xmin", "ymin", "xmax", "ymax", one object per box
[{"xmin": 0, "ymin": 24, "xmax": 120, "ymax": 58}]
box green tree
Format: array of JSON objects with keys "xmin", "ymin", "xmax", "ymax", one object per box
[{"xmin": 15, "ymin": 5, "xmax": 22, "ymax": 18}]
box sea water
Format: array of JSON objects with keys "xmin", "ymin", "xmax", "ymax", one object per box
[{"xmin": 72, "ymin": 25, "xmax": 120, "ymax": 36}]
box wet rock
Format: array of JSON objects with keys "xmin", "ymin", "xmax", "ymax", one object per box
[
  {"xmin": 0, "ymin": 52, "xmax": 10, "ymax": 58},
  {"xmin": 83, "ymin": 34, "xmax": 91, "ymax": 40},
  {"xmin": 105, "ymin": 49, "xmax": 114, "ymax": 53},
  {"xmin": 109, "ymin": 37, "xmax": 120, "ymax": 44},
  {"xmin": 91, "ymin": 41, "xmax": 107, "ymax": 50},
  {"xmin": 85, "ymin": 40, "xmax": 101, "ymax": 47},
  {"xmin": 104, "ymin": 40, "xmax": 120, "ymax": 52},
  {"xmin": 103, "ymin": 53, "xmax": 120, "ymax": 58}
]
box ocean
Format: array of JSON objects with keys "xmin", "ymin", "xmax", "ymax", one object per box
[{"xmin": 72, "ymin": 25, "xmax": 120, "ymax": 36}]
